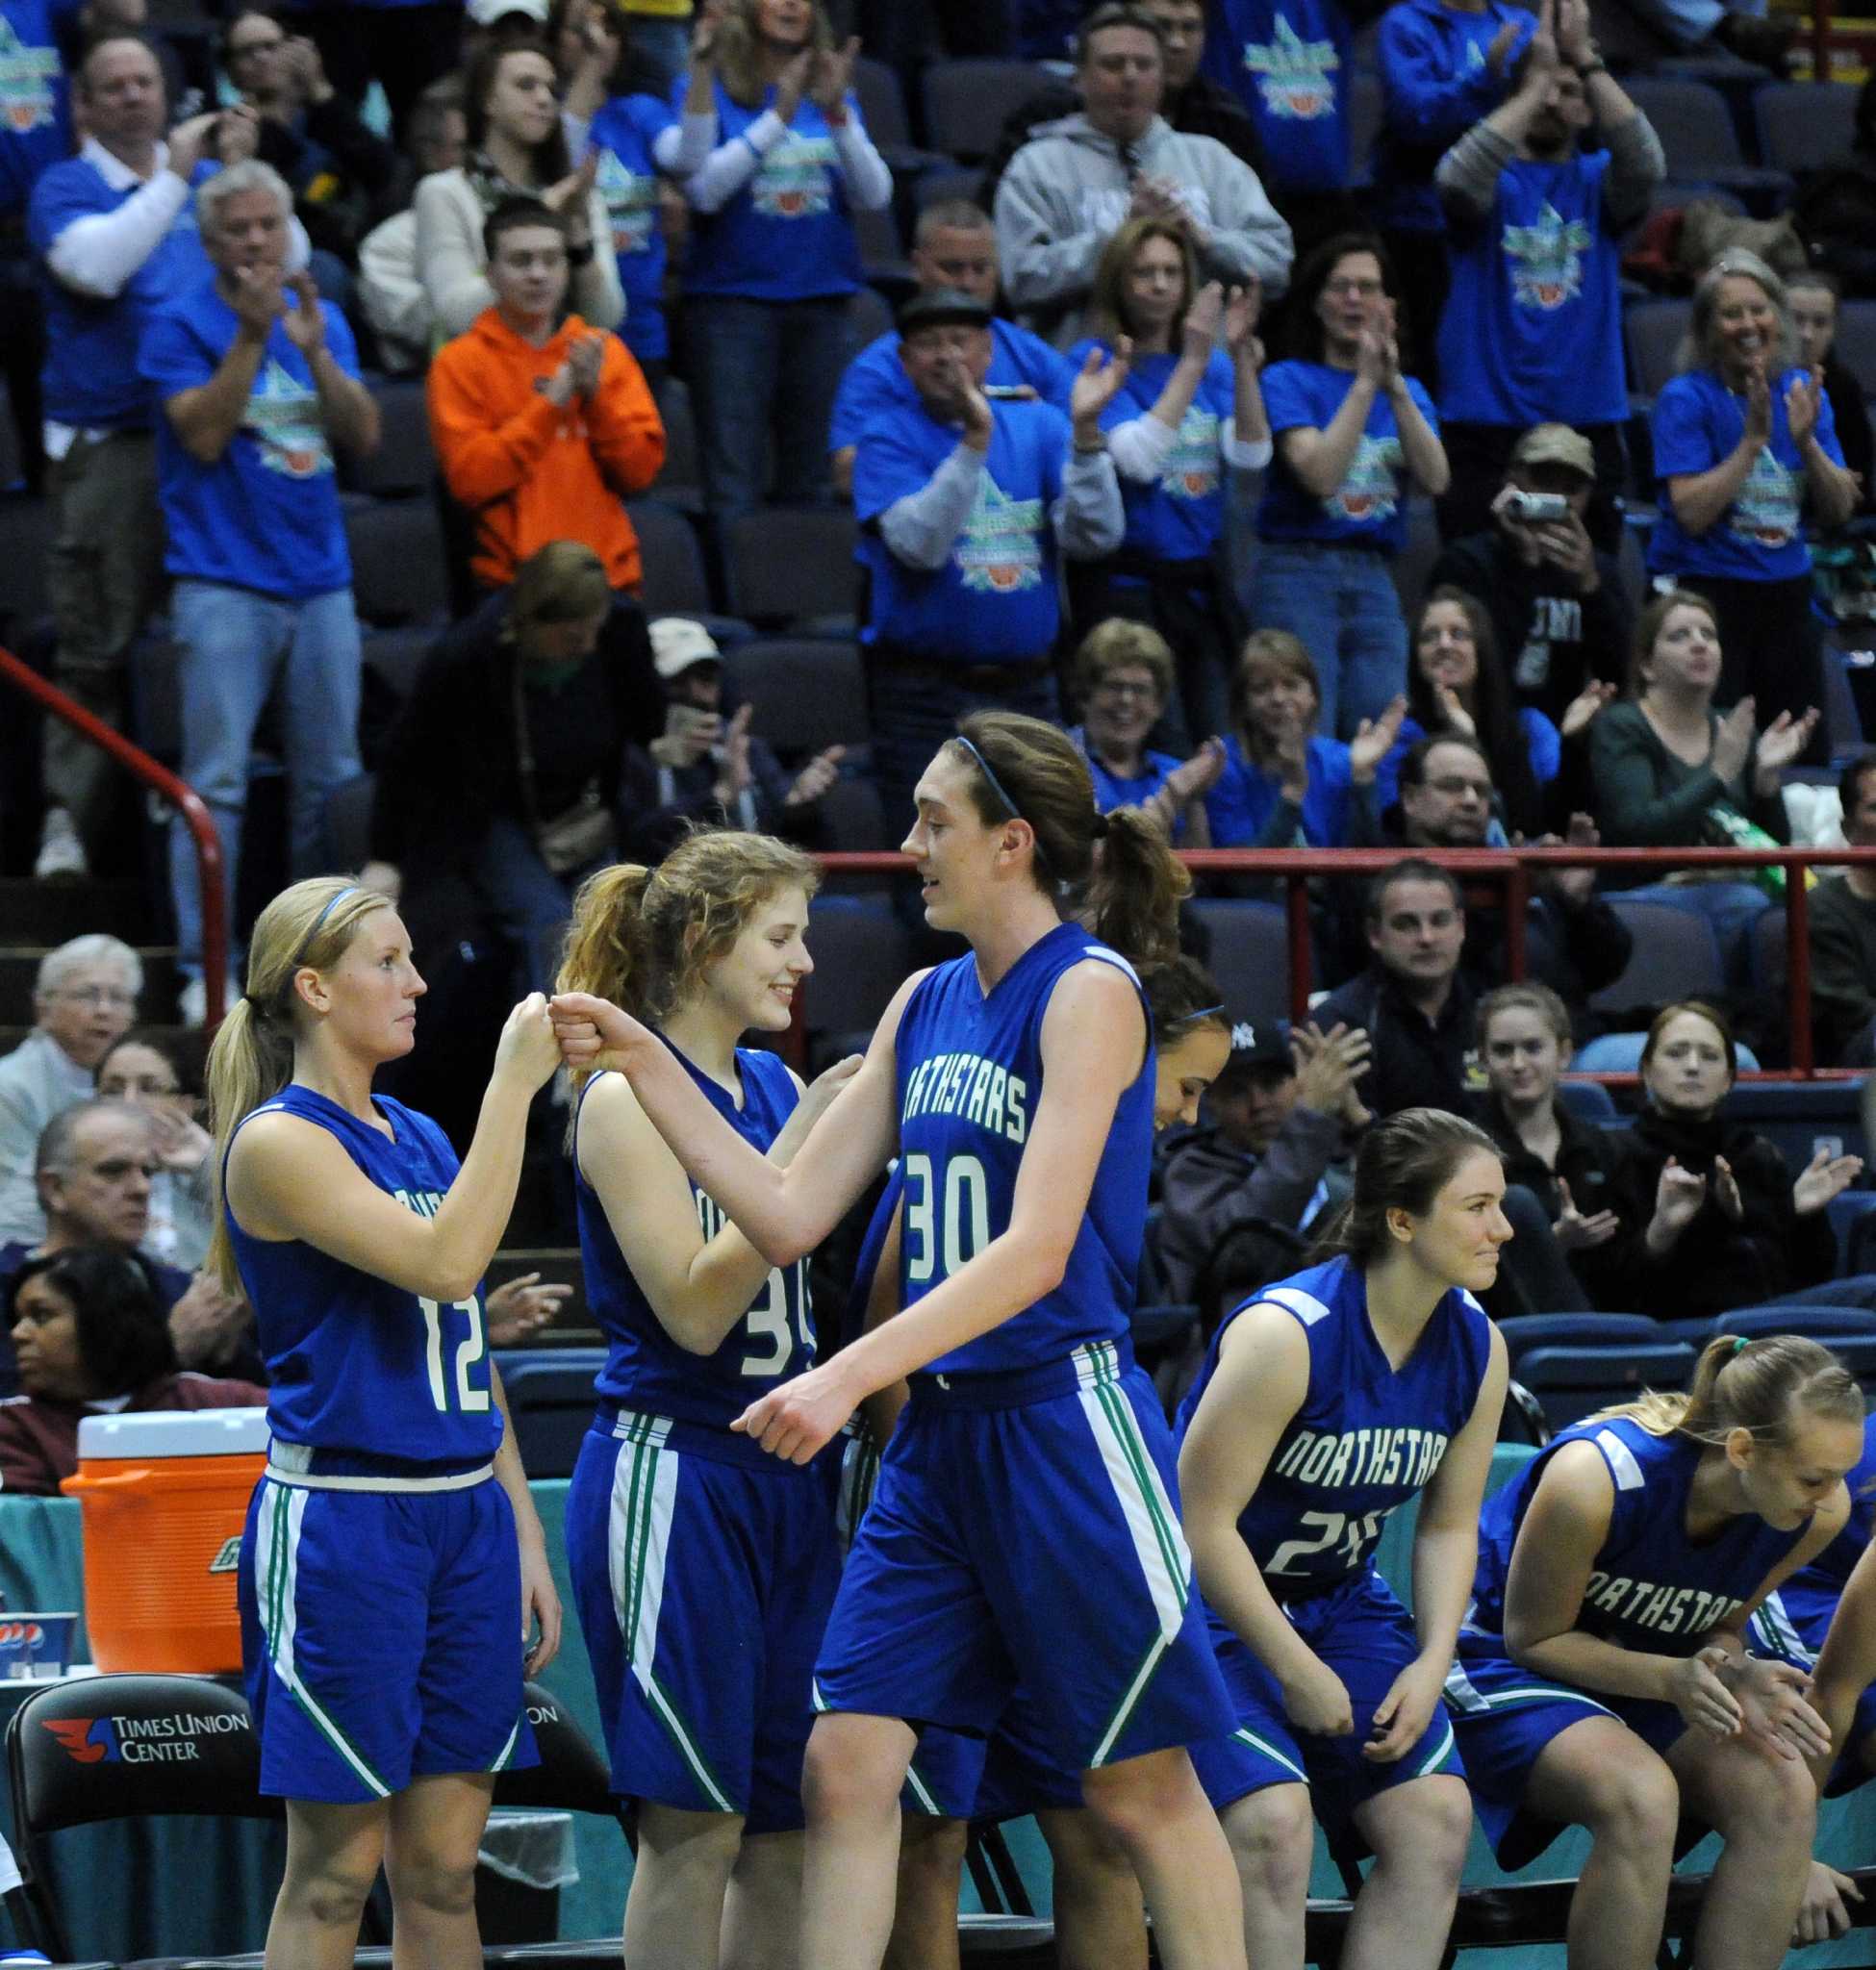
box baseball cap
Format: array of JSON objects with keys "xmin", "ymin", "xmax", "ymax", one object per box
[
  {"xmin": 648, "ymin": 617, "xmax": 722, "ymax": 680},
  {"xmin": 1511, "ymin": 423, "xmax": 1595, "ymax": 480},
  {"xmin": 466, "ymin": 0, "xmax": 549, "ymax": 25},
  {"xmin": 897, "ymin": 287, "xmax": 994, "ymax": 337},
  {"xmin": 1217, "ymin": 1016, "xmax": 1293, "ymax": 1079}
]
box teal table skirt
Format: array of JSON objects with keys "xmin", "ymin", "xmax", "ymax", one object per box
[{"xmin": 4, "ymin": 1451, "xmax": 1872, "ymax": 1960}]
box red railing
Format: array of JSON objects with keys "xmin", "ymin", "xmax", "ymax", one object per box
[
  {"xmin": 809, "ymin": 843, "xmax": 1876, "ymax": 1081},
  {"xmin": 0, "ymin": 646, "xmax": 229, "ymax": 1028}
]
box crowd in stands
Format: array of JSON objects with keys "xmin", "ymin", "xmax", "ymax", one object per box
[{"xmin": 6, "ymin": 0, "xmax": 1876, "ymax": 1362}]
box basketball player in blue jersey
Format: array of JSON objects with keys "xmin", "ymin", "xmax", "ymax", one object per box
[
  {"xmin": 1177, "ymin": 1107, "xmax": 1510, "ymax": 1970},
  {"xmin": 1446, "ymin": 1334, "xmax": 1863, "ymax": 1970},
  {"xmin": 552, "ymin": 711, "xmax": 1250, "ymax": 1970},
  {"xmin": 554, "ymin": 831, "xmax": 862, "ymax": 1969},
  {"xmin": 860, "ymin": 960, "xmax": 1236, "ymax": 1970},
  {"xmin": 204, "ymin": 876, "xmax": 564, "ymax": 1968}
]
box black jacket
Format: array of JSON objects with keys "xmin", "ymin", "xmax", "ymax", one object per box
[
  {"xmin": 1472, "ymin": 1091, "xmax": 1626, "ymax": 1225},
  {"xmin": 1314, "ymin": 965, "xmax": 1483, "ymax": 1118}
]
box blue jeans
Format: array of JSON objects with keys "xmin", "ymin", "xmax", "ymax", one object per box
[
  {"xmin": 682, "ymin": 293, "xmax": 847, "ymax": 526},
  {"xmin": 472, "ymin": 814, "xmax": 604, "ymax": 998},
  {"xmin": 167, "ymin": 581, "xmax": 363, "ymax": 977},
  {"xmin": 1248, "ymin": 543, "xmax": 1407, "ymax": 743}
]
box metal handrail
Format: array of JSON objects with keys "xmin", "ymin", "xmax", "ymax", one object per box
[
  {"xmin": 0, "ymin": 645, "xmax": 228, "ymax": 1027},
  {"xmin": 813, "ymin": 842, "xmax": 1876, "ymax": 1080}
]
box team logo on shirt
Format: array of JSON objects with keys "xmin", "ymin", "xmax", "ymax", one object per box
[
  {"xmin": 1584, "ymin": 1572, "xmax": 1747, "ymax": 1637},
  {"xmin": 955, "ymin": 478, "xmax": 1045, "ymax": 593},
  {"xmin": 596, "ymin": 146, "xmax": 659, "ymax": 255},
  {"xmin": 0, "ymin": 20, "xmax": 60, "ymax": 132},
  {"xmin": 1240, "ymin": 21, "xmax": 1340, "ymax": 120},
  {"xmin": 1164, "ymin": 406, "xmax": 1221, "ymax": 498},
  {"xmin": 244, "ymin": 359, "xmax": 333, "ymax": 479},
  {"xmin": 900, "ymin": 1049, "xmax": 1029, "ymax": 1143},
  {"xmin": 1729, "ymin": 445, "xmax": 1801, "ymax": 548},
  {"xmin": 1326, "ymin": 432, "xmax": 1400, "ymax": 523},
  {"xmin": 751, "ymin": 135, "xmax": 835, "ymax": 218},
  {"xmin": 1503, "ymin": 202, "xmax": 1592, "ymax": 311}
]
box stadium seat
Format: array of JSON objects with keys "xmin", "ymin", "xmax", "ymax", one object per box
[
  {"xmin": 1347, "ymin": 69, "xmax": 1383, "ymax": 186},
  {"xmin": 1625, "ymin": 299, "xmax": 1691, "ymax": 402},
  {"xmin": 498, "ymin": 1351, "xmax": 608, "ymax": 1481},
  {"xmin": 1494, "ymin": 1312, "xmax": 1664, "ymax": 1368},
  {"xmin": 1754, "ymin": 80, "xmax": 1860, "ymax": 177},
  {"xmin": 1822, "ymin": 639, "xmax": 1865, "ymax": 762},
  {"xmin": 1749, "ymin": 903, "xmax": 1787, "ymax": 998},
  {"xmin": 343, "ymin": 495, "xmax": 452, "ymax": 629},
  {"xmin": 1515, "ymin": 1341, "xmax": 1699, "ymax": 1430},
  {"xmin": 1184, "ymin": 898, "xmax": 1296, "ymax": 1028},
  {"xmin": 322, "ymin": 770, "xmax": 375, "ymax": 870},
  {"xmin": 623, "ymin": 497, "xmax": 715, "ymax": 618},
  {"xmin": 1828, "ymin": 1189, "xmax": 1876, "ymax": 1273},
  {"xmin": 724, "ymin": 637, "xmax": 871, "ymax": 754},
  {"xmin": 1588, "ymin": 899, "xmax": 1724, "ymax": 1014},
  {"xmin": 851, "ymin": 55, "xmax": 915, "ymax": 154},
  {"xmin": 854, "ymin": 203, "xmax": 914, "ymax": 294},
  {"xmin": 1711, "ymin": 1303, "xmax": 1876, "ymax": 1342},
  {"xmin": 348, "ymin": 375, "xmax": 433, "ymax": 497},
  {"xmin": 845, "ymin": 284, "xmax": 894, "ymax": 359},
  {"xmin": 1622, "ymin": 78, "xmax": 1792, "ymax": 207},
  {"xmin": 801, "ymin": 899, "xmax": 912, "ymax": 1045},
  {"xmin": 6, "ymin": 1673, "xmax": 282, "ymax": 1960},
  {"xmin": 649, "ymin": 376, "xmax": 701, "ymax": 514},
  {"xmin": 916, "ymin": 165, "xmax": 990, "ymax": 210},
  {"xmin": 1556, "ymin": 1078, "xmax": 1619, "ymax": 1122},
  {"xmin": 361, "ymin": 624, "xmax": 435, "ymax": 706},
  {"xmin": 922, "ymin": 59, "xmax": 1051, "ymax": 164},
  {"xmin": 722, "ymin": 508, "xmax": 859, "ymax": 632},
  {"xmin": 818, "ymin": 774, "xmax": 896, "ymax": 862},
  {"xmin": 1836, "ymin": 300, "xmax": 1876, "ymax": 398},
  {"xmin": 1726, "ymin": 1077, "xmax": 1866, "ymax": 1174}
]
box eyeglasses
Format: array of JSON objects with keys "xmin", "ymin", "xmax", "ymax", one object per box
[
  {"xmin": 1094, "ymin": 678, "xmax": 1159, "ymax": 701},
  {"xmin": 52, "ymin": 985, "xmax": 136, "ymax": 1009}
]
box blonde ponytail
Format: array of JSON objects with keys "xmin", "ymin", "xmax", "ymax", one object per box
[{"xmin": 1592, "ymin": 1332, "xmax": 1863, "ymax": 1443}]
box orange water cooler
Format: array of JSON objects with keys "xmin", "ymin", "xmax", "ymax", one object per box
[{"xmin": 62, "ymin": 1408, "xmax": 269, "ymax": 1673}]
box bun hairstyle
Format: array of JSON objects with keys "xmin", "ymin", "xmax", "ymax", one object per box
[
  {"xmin": 1306, "ymin": 1106, "xmax": 1502, "ymax": 1267},
  {"xmin": 949, "ymin": 711, "xmax": 1189, "ymax": 969},
  {"xmin": 203, "ymin": 875, "xmax": 394, "ymax": 1293},
  {"xmin": 1601, "ymin": 1332, "xmax": 1863, "ymax": 1444}
]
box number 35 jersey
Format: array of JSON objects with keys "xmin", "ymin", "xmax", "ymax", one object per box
[
  {"xmin": 895, "ymin": 922, "xmax": 1153, "ymax": 1376},
  {"xmin": 224, "ymin": 1084, "xmax": 503, "ymax": 1463},
  {"xmin": 1175, "ymin": 1256, "xmax": 1494, "ymax": 1593},
  {"xmin": 576, "ymin": 1042, "xmax": 815, "ymax": 1434}
]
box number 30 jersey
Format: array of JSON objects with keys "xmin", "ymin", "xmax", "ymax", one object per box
[
  {"xmin": 1175, "ymin": 1256, "xmax": 1494, "ymax": 1592},
  {"xmin": 576, "ymin": 1040, "xmax": 815, "ymax": 1433},
  {"xmin": 224, "ymin": 1084, "xmax": 502, "ymax": 1463},
  {"xmin": 895, "ymin": 922, "xmax": 1153, "ymax": 1376}
]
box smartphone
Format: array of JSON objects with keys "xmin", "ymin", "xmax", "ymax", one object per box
[{"xmin": 1506, "ymin": 490, "xmax": 1570, "ymax": 522}]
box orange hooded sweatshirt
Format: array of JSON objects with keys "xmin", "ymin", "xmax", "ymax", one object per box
[{"xmin": 428, "ymin": 308, "xmax": 666, "ymax": 591}]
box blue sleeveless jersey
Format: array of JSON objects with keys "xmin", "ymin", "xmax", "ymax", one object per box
[
  {"xmin": 1466, "ymin": 1416, "xmax": 1808, "ymax": 1651},
  {"xmin": 1175, "ymin": 1256, "xmax": 1493, "ymax": 1591},
  {"xmin": 894, "ymin": 922, "xmax": 1153, "ymax": 1376},
  {"xmin": 223, "ymin": 1085, "xmax": 501, "ymax": 1463},
  {"xmin": 576, "ymin": 1041, "xmax": 815, "ymax": 1432}
]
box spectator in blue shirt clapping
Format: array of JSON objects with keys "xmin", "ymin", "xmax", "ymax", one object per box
[{"xmin": 1068, "ymin": 617, "xmax": 1224, "ymax": 843}]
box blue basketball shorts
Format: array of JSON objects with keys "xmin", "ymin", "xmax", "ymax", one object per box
[
  {"xmin": 816, "ymin": 1344, "xmax": 1233, "ymax": 1776},
  {"xmin": 565, "ymin": 1407, "xmax": 843, "ymax": 1834},
  {"xmin": 1188, "ymin": 1568, "xmax": 1463, "ymax": 1836},
  {"xmin": 1750, "ymin": 1585, "xmax": 1876, "ymax": 1795},
  {"xmin": 904, "ymin": 1698, "xmax": 1086, "ymax": 1822},
  {"xmin": 239, "ymin": 1468, "xmax": 537, "ymax": 1803},
  {"xmin": 1444, "ymin": 1631, "xmax": 1684, "ymax": 1867}
]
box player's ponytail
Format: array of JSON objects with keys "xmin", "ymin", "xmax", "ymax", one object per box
[
  {"xmin": 558, "ymin": 862, "xmax": 657, "ymax": 1018},
  {"xmin": 1306, "ymin": 1106, "xmax": 1501, "ymax": 1269},
  {"xmin": 204, "ymin": 875, "xmax": 393, "ymax": 1295},
  {"xmin": 1598, "ymin": 1332, "xmax": 1863, "ymax": 1443},
  {"xmin": 949, "ymin": 712, "xmax": 1188, "ymax": 967}
]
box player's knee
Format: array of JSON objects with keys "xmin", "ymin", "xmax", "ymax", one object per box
[
  {"xmin": 1224, "ymin": 1784, "xmax": 1316, "ymax": 1904},
  {"xmin": 1081, "ymin": 1747, "xmax": 1205, "ymax": 1850},
  {"xmin": 1388, "ymin": 1779, "xmax": 1471, "ymax": 1885},
  {"xmin": 385, "ymin": 1846, "xmax": 480, "ymax": 1918},
  {"xmin": 286, "ymin": 1855, "xmax": 379, "ymax": 1930},
  {"xmin": 1043, "ymin": 1806, "xmax": 1137, "ymax": 1899},
  {"xmin": 802, "ymin": 1731, "xmax": 902, "ymax": 1828},
  {"xmin": 899, "ymin": 1812, "xmax": 970, "ymax": 1887},
  {"xmin": 1716, "ymin": 1746, "xmax": 1818, "ymax": 1846},
  {"xmin": 1582, "ymin": 1751, "xmax": 1678, "ymax": 1856}
]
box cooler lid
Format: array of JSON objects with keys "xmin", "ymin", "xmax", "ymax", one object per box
[{"xmin": 76, "ymin": 1407, "xmax": 270, "ymax": 1459}]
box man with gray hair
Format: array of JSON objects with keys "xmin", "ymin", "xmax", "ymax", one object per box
[
  {"xmin": 138, "ymin": 157, "xmax": 380, "ymax": 1024},
  {"xmin": 0, "ymin": 936, "xmax": 141, "ymax": 1246}
]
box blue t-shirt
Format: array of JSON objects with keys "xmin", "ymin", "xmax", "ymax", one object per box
[
  {"xmin": 1373, "ymin": 0, "xmax": 1530, "ymax": 233},
  {"xmin": 829, "ymin": 316, "xmax": 1075, "ymax": 453},
  {"xmin": 29, "ymin": 153, "xmax": 209, "ymax": 429},
  {"xmin": 1438, "ymin": 150, "xmax": 1627, "ymax": 428},
  {"xmin": 1068, "ymin": 339, "xmax": 1235, "ymax": 565},
  {"xmin": 854, "ymin": 393, "xmax": 1069, "ymax": 665},
  {"xmin": 1375, "ymin": 707, "xmax": 1560, "ymax": 812},
  {"xmin": 0, "ymin": 0, "xmax": 78, "ymax": 221},
  {"xmin": 1201, "ymin": 0, "xmax": 1352, "ymax": 194},
  {"xmin": 1204, "ymin": 731, "xmax": 1357, "ymax": 846},
  {"xmin": 139, "ymin": 273, "xmax": 356, "ymax": 600},
  {"xmin": 590, "ymin": 93, "xmax": 677, "ymax": 364},
  {"xmin": 1466, "ymin": 1416, "xmax": 1808, "ymax": 1652},
  {"xmin": 575, "ymin": 1043, "xmax": 816, "ymax": 1446},
  {"xmin": 222, "ymin": 1085, "xmax": 502, "ymax": 1464},
  {"xmin": 677, "ymin": 79, "xmax": 867, "ymax": 301},
  {"xmin": 1257, "ymin": 359, "xmax": 1437, "ymax": 550},
  {"xmin": 1648, "ymin": 367, "xmax": 1842, "ymax": 585},
  {"xmin": 895, "ymin": 922, "xmax": 1153, "ymax": 1376},
  {"xmin": 1173, "ymin": 1255, "xmax": 1494, "ymax": 1592},
  {"xmin": 1071, "ymin": 725, "xmax": 1191, "ymax": 843}
]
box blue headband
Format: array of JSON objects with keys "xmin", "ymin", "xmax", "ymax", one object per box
[
  {"xmin": 292, "ymin": 885, "xmax": 360, "ymax": 967},
  {"xmin": 955, "ymin": 735, "xmax": 1023, "ymax": 823}
]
